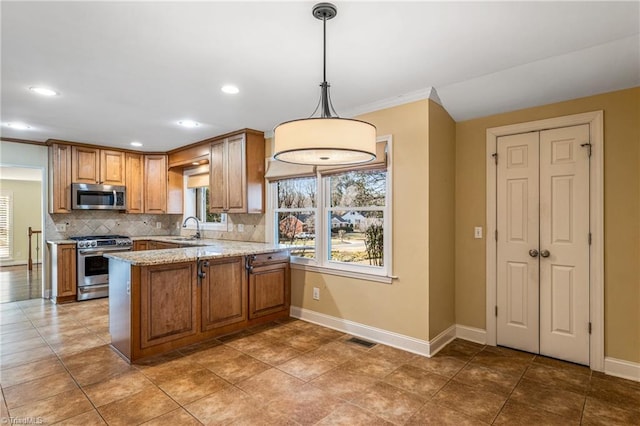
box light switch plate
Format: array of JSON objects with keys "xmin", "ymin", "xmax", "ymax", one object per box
[{"xmin": 474, "ymin": 226, "xmax": 483, "ymax": 239}]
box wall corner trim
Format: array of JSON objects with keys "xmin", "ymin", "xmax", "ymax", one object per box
[
  {"xmin": 428, "ymin": 325, "xmax": 457, "ymax": 356},
  {"xmin": 456, "ymin": 325, "xmax": 487, "ymax": 345},
  {"xmin": 604, "ymin": 357, "xmax": 640, "ymax": 382}
]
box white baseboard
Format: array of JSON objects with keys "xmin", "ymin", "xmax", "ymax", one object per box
[
  {"xmin": 428, "ymin": 325, "xmax": 457, "ymax": 356},
  {"xmin": 604, "ymin": 357, "xmax": 640, "ymax": 382},
  {"xmin": 288, "ymin": 309, "xmax": 639, "ymax": 382},
  {"xmin": 290, "ymin": 306, "xmax": 432, "ymax": 357},
  {"xmin": 456, "ymin": 325, "xmax": 487, "ymax": 345}
]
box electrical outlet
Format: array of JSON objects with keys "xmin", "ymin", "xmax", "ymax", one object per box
[
  {"xmin": 176, "ymin": 221, "xmax": 181, "ymax": 230},
  {"xmin": 156, "ymin": 222, "xmax": 162, "ymax": 229},
  {"xmin": 474, "ymin": 226, "xmax": 483, "ymax": 239},
  {"xmin": 238, "ymin": 224, "xmax": 244, "ymax": 232},
  {"xmin": 56, "ymin": 223, "xmax": 66, "ymax": 232},
  {"xmin": 227, "ymin": 222, "xmax": 234, "ymax": 232},
  {"xmin": 313, "ymin": 287, "xmax": 320, "ymax": 300}
]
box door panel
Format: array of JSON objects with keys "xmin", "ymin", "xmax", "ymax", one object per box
[
  {"xmin": 497, "ymin": 132, "xmax": 540, "ymax": 353},
  {"xmin": 539, "ymin": 124, "xmax": 590, "ymax": 365}
]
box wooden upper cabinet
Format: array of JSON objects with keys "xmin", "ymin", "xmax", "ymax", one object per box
[
  {"xmin": 72, "ymin": 146, "xmax": 125, "ymax": 185},
  {"xmin": 100, "ymin": 150, "xmax": 126, "ymax": 185},
  {"xmin": 72, "ymin": 146, "xmax": 99, "ymax": 184},
  {"xmin": 209, "ymin": 131, "xmax": 265, "ymax": 214},
  {"xmin": 49, "ymin": 143, "xmax": 72, "ymax": 213},
  {"xmin": 125, "ymin": 152, "xmax": 144, "ymax": 213},
  {"xmin": 209, "ymin": 141, "xmax": 226, "ymax": 212},
  {"xmin": 144, "ymin": 154, "xmax": 167, "ymax": 214}
]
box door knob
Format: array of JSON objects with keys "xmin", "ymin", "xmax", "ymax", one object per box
[
  {"xmin": 540, "ymin": 249, "xmax": 551, "ymax": 258},
  {"xmin": 529, "ymin": 249, "xmax": 539, "ymax": 257}
]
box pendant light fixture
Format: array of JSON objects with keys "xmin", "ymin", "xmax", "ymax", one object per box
[{"xmin": 273, "ymin": 2, "xmax": 377, "ymax": 166}]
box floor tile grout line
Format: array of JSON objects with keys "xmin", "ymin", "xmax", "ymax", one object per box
[{"xmin": 7, "ymin": 299, "xmax": 110, "ymax": 425}]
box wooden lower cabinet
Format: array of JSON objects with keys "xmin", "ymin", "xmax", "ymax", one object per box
[
  {"xmin": 49, "ymin": 243, "xmax": 77, "ymax": 304},
  {"xmin": 201, "ymin": 257, "xmax": 246, "ymax": 331},
  {"xmin": 133, "ymin": 240, "xmax": 149, "ymax": 251},
  {"xmin": 110, "ymin": 253, "xmax": 290, "ymax": 362},
  {"xmin": 139, "ymin": 262, "xmax": 198, "ymax": 349},
  {"xmin": 249, "ymin": 261, "xmax": 290, "ymax": 319}
]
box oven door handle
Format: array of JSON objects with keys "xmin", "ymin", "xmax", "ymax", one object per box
[
  {"xmin": 79, "ymin": 284, "xmax": 109, "ymax": 293},
  {"xmin": 78, "ymin": 247, "xmax": 132, "ymax": 255}
]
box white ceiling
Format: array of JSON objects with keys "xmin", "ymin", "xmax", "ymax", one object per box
[{"xmin": 1, "ymin": 1, "xmax": 638, "ymax": 152}]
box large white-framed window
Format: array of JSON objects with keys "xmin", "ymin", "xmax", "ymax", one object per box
[
  {"xmin": 268, "ymin": 136, "xmax": 392, "ymax": 282},
  {"xmin": 183, "ymin": 166, "xmax": 226, "ymax": 230},
  {"xmin": 0, "ymin": 190, "xmax": 13, "ymax": 260}
]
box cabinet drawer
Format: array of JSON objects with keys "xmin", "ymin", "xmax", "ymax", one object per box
[{"xmin": 248, "ymin": 251, "xmax": 289, "ymax": 267}]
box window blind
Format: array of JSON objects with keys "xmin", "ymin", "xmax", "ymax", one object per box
[{"xmin": 0, "ymin": 191, "xmax": 12, "ymax": 259}]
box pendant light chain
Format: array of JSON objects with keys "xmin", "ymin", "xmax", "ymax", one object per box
[{"xmin": 320, "ymin": 12, "xmax": 331, "ymax": 119}]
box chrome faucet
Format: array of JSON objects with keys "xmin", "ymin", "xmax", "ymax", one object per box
[{"xmin": 182, "ymin": 216, "xmax": 201, "ymax": 239}]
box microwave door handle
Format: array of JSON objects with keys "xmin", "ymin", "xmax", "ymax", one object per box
[{"xmin": 113, "ymin": 190, "xmax": 117, "ymax": 208}]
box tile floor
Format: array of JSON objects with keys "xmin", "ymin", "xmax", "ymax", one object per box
[{"xmin": 1, "ymin": 298, "xmax": 639, "ymax": 425}]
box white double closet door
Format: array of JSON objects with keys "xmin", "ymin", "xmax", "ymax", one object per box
[{"xmin": 496, "ymin": 124, "xmax": 590, "ymax": 365}]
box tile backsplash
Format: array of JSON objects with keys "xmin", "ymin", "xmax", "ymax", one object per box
[{"xmin": 46, "ymin": 211, "xmax": 266, "ymax": 243}]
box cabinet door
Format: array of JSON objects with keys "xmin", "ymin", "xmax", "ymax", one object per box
[
  {"xmin": 201, "ymin": 257, "xmax": 247, "ymax": 330},
  {"xmin": 209, "ymin": 141, "xmax": 226, "ymax": 212},
  {"xmin": 101, "ymin": 150, "xmax": 126, "ymax": 185},
  {"xmin": 49, "ymin": 144, "xmax": 72, "ymax": 213},
  {"xmin": 144, "ymin": 155, "xmax": 167, "ymax": 214},
  {"xmin": 133, "ymin": 240, "xmax": 149, "ymax": 251},
  {"xmin": 125, "ymin": 153, "xmax": 144, "ymax": 213},
  {"xmin": 57, "ymin": 244, "xmax": 77, "ymax": 297},
  {"xmin": 249, "ymin": 262, "xmax": 290, "ymax": 319},
  {"xmin": 140, "ymin": 262, "xmax": 198, "ymax": 348},
  {"xmin": 226, "ymin": 135, "xmax": 247, "ymax": 213},
  {"xmin": 72, "ymin": 146, "xmax": 99, "ymax": 183}
]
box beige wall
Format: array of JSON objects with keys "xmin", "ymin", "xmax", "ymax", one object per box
[
  {"xmin": 455, "ymin": 87, "xmax": 640, "ymax": 363},
  {"xmin": 427, "ymin": 101, "xmax": 456, "ymax": 339},
  {"xmin": 290, "ymin": 100, "xmax": 433, "ymax": 340},
  {"xmin": 0, "ymin": 179, "xmax": 42, "ymax": 265}
]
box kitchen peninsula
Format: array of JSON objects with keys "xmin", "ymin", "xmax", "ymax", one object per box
[{"xmin": 106, "ymin": 239, "xmax": 290, "ymax": 362}]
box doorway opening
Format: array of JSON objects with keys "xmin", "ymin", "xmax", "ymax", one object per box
[{"xmin": 0, "ymin": 166, "xmax": 45, "ymax": 303}]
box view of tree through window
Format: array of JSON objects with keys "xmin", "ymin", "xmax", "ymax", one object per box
[
  {"xmin": 196, "ymin": 187, "xmax": 222, "ymax": 223},
  {"xmin": 328, "ymin": 170, "xmax": 386, "ymax": 266},
  {"xmin": 275, "ymin": 177, "xmax": 317, "ymax": 258},
  {"xmin": 273, "ymin": 170, "xmax": 387, "ymax": 268}
]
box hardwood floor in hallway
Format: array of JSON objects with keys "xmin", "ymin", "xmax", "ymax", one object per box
[{"xmin": 0, "ymin": 264, "xmax": 42, "ymax": 303}]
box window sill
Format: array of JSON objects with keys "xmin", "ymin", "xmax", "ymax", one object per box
[{"xmin": 290, "ymin": 262, "xmax": 393, "ymax": 284}]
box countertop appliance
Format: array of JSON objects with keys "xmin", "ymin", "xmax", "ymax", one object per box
[
  {"xmin": 72, "ymin": 183, "xmax": 126, "ymax": 210},
  {"xmin": 70, "ymin": 235, "xmax": 132, "ymax": 301}
]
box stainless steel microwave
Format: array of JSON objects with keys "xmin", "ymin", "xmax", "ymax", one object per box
[{"xmin": 72, "ymin": 183, "xmax": 126, "ymax": 210}]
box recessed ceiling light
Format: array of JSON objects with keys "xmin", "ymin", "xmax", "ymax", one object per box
[
  {"xmin": 178, "ymin": 120, "xmax": 200, "ymax": 128},
  {"xmin": 4, "ymin": 122, "xmax": 32, "ymax": 130},
  {"xmin": 130, "ymin": 141, "xmax": 143, "ymax": 147},
  {"xmin": 29, "ymin": 86, "xmax": 59, "ymax": 96},
  {"xmin": 221, "ymin": 85, "xmax": 239, "ymax": 95}
]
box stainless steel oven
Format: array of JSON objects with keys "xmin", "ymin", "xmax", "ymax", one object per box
[{"xmin": 70, "ymin": 235, "xmax": 132, "ymax": 300}]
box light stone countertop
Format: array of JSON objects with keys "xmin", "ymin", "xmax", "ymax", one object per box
[{"xmin": 105, "ymin": 239, "xmax": 290, "ymax": 266}]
